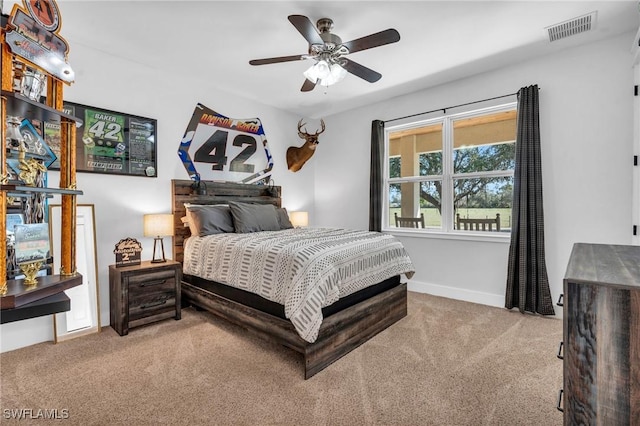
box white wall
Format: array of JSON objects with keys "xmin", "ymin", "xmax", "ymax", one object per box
[
  {"xmin": 1, "ymin": 39, "xmax": 315, "ymax": 352},
  {"xmin": 3, "ymin": 26, "xmax": 635, "ymax": 351},
  {"xmin": 316, "ymin": 32, "xmax": 635, "ymax": 311}
]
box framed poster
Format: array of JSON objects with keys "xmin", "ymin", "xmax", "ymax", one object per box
[
  {"xmin": 45, "ymin": 101, "xmax": 158, "ymax": 177},
  {"xmin": 49, "ymin": 204, "xmax": 101, "ymax": 342},
  {"xmin": 178, "ymin": 103, "xmax": 273, "ymax": 184}
]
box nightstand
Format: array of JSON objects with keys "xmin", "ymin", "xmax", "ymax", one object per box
[{"xmin": 109, "ymin": 260, "xmax": 182, "ymax": 336}]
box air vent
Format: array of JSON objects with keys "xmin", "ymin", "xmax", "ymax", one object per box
[{"xmin": 546, "ymin": 11, "xmax": 597, "ymax": 42}]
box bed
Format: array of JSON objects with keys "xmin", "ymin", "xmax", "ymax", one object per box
[{"xmin": 171, "ymin": 179, "xmax": 414, "ymax": 378}]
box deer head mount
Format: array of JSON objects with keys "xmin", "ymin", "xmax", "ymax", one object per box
[{"xmin": 286, "ymin": 119, "xmax": 325, "ymax": 172}]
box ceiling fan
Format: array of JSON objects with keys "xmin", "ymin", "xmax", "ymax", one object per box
[{"xmin": 249, "ymin": 15, "xmax": 400, "ymax": 92}]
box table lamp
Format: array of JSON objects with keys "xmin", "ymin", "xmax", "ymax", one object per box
[
  {"xmin": 289, "ymin": 211, "xmax": 309, "ymax": 228},
  {"xmin": 143, "ymin": 214, "xmax": 173, "ymax": 263}
]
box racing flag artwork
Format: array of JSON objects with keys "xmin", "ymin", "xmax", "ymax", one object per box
[{"xmin": 178, "ymin": 103, "xmax": 273, "ymax": 184}]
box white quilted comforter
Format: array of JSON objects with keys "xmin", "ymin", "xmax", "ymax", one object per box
[{"xmin": 183, "ymin": 227, "xmax": 415, "ymax": 343}]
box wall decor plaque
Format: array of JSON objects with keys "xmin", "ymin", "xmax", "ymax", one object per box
[
  {"xmin": 113, "ymin": 237, "xmax": 142, "ymax": 267},
  {"xmin": 178, "ymin": 103, "xmax": 273, "ymax": 184},
  {"xmin": 5, "ymin": 2, "xmax": 73, "ymax": 82},
  {"xmin": 44, "ymin": 102, "xmax": 157, "ymax": 177}
]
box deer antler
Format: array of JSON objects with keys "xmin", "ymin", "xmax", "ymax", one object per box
[
  {"xmin": 314, "ymin": 119, "xmax": 326, "ymax": 136},
  {"xmin": 297, "ymin": 119, "xmax": 307, "ymax": 139},
  {"xmin": 298, "ymin": 119, "xmax": 325, "ymax": 138}
]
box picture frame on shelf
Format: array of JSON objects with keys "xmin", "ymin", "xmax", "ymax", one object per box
[
  {"xmin": 49, "ymin": 204, "xmax": 101, "ymax": 342},
  {"xmin": 13, "ymin": 223, "xmax": 49, "ymax": 264}
]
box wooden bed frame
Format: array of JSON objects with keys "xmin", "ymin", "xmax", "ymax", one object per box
[{"xmin": 171, "ymin": 179, "xmax": 408, "ymax": 379}]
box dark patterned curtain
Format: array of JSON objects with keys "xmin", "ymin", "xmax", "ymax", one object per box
[
  {"xmin": 505, "ymin": 85, "xmax": 554, "ymax": 315},
  {"xmin": 369, "ymin": 120, "xmax": 384, "ymax": 232}
]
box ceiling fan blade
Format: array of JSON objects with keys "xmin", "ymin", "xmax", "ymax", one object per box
[
  {"xmin": 249, "ymin": 55, "xmax": 306, "ymax": 66},
  {"xmin": 341, "ymin": 58, "xmax": 382, "ymax": 83},
  {"xmin": 341, "ymin": 29, "xmax": 400, "ymax": 54},
  {"xmin": 301, "ymin": 79, "xmax": 317, "ymax": 92},
  {"xmin": 288, "ymin": 15, "xmax": 324, "ymax": 45}
]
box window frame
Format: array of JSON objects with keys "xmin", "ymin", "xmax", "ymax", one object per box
[{"xmin": 383, "ymin": 102, "xmax": 517, "ymax": 242}]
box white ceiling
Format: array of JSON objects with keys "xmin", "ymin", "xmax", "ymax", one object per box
[{"xmin": 10, "ymin": 1, "xmax": 640, "ymax": 118}]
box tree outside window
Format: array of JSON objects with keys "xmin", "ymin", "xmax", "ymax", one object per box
[{"xmin": 386, "ymin": 104, "xmax": 516, "ymax": 233}]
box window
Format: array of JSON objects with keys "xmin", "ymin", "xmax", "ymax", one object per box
[{"xmin": 385, "ymin": 103, "xmax": 516, "ymax": 235}]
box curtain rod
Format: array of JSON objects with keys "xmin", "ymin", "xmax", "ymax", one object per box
[{"xmin": 383, "ymin": 91, "xmax": 522, "ymax": 124}]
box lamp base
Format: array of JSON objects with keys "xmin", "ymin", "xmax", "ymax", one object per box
[{"xmin": 151, "ymin": 237, "xmax": 166, "ymax": 263}]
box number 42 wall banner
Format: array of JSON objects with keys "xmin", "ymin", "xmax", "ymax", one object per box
[{"xmin": 178, "ymin": 103, "xmax": 273, "ymax": 184}]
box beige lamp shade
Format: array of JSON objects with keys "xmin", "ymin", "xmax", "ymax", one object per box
[
  {"xmin": 289, "ymin": 211, "xmax": 309, "ymax": 228},
  {"xmin": 143, "ymin": 214, "xmax": 174, "ymax": 237}
]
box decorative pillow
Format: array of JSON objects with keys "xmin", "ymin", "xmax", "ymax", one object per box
[
  {"xmin": 228, "ymin": 201, "xmax": 281, "ymax": 233},
  {"xmin": 182, "ymin": 210, "xmax": 198, "ymax": 235},
  {"xmin": 276, "ymin": 207, "xmax": 293, "ymax": 230},
  {"xmin": 184, "ymin": 204, "xmax": 234, "ymax": 236},
  {"xmin": 183, "ymin": 204, "xmax": 201, "ymax": 235}
]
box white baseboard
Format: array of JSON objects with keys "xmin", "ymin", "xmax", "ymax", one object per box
[{"xmin": 406, "ymin": 280, "xmax": 505, "ymax": 308}]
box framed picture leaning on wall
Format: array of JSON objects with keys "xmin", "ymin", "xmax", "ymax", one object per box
[{"xmin": 49, "ymin": 204, "xmax": 101, "ymax": 342}]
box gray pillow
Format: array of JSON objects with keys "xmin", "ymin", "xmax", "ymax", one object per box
[
  {"xmin": 276, "ymin": 208, "xmax": 293, "ymax": 230},
  {"xmin": 185, "ymin": 204, "xmax": 234, "ymax": 236},
  {"xmin": 229, "ymin": 202, "xmax": 281, "ymax": 233}
]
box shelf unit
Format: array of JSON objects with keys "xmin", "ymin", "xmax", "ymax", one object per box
[
  {"xmin": 1, "ymin": 292, "xmax": 70, "ymax": 324},
  {"xmin": 1, "ymin": 90, "xmax": 81, "ymax": 125},
  {"xmin": 1, "ymin": 274, "xmax": 82, "ymax": 309},
  {"xmin": 1, "ymin": 8, "xmax": 83, "ymax": 309}
]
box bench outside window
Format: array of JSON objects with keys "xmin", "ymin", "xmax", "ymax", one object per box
[
  {"xmin": 394, "ymin": 213, "xmax": 425, "ymax": 229},
  {"xmin": 456, "ymin": 213, "xmax": 501, "ymax": 232}
]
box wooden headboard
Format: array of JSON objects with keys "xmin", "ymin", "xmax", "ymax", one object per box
[{"xmin": 171, "ymin": 179, "xmax": 282, "ymax": 263}]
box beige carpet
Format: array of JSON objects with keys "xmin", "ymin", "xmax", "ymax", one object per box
[{"xmin": 0, "ymin": 291, "xmax": 563, "ymax": 425}]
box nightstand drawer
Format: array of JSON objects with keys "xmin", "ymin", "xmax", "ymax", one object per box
[
  {"xmin": 128, "ymin": 270, "xmax": 176, "ymax": 295},
  {"xmin": 129, "ymin": 293, "xmax": 176, "ymax": 321}
]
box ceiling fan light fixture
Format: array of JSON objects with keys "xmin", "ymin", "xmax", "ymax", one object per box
[
  {"xmin": 303, "ymin": 60, "xmax": 330, "ymax": 83},
  {"xmin": 324, "ymin": 63, "xmax": 347, "ymax": 86},
  {"xmin": 303, "ymin": 60, "xmax": 347, "ymax": 86},
  {"xmin": 250, "ymin": 15, "xmax": 400, "ymax": 92}
]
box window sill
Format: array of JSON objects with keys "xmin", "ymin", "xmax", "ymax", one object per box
[{"xmin": 385, "ymin": 228, "xmax": 512, "ymax": 244}]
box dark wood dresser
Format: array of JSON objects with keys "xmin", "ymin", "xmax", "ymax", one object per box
[
  {"xmin": 562, "ymin": 243, "xmax": 640, "ymax": 424},
  {"xmin": 109, "ymin": 260, "xmax": 182, "ymax": 336}
]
